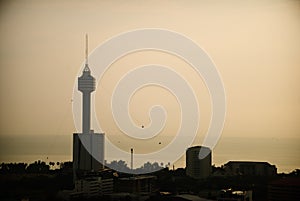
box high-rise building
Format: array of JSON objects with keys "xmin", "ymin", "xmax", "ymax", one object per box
[
  {"xmin": 73, "ymin": 35, "xmax": 105, "ymax": 180},
  {"xmin": 186, "ymin": 146, "xmax": 212, "ymax": 179}
]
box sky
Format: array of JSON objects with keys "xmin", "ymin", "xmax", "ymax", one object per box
[{"xmin": 0, "ymin": 0, "xmax": 299, "ymax": 172}]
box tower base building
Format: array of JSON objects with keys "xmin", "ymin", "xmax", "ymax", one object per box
[{"xmin": 73, "ymin": 132, "xmax": 105, "ymax": 180}]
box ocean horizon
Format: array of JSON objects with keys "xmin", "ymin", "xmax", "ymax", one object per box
[{"xmin": 0, "ymin": 135, "xmax": 299, "ymax": 173}]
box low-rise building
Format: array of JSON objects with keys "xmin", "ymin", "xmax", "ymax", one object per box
[
  {"xmin": 73, "ymin": 176, "xmax": 101, "ymax": 197},
  {"xmin": 115, "ymin": 175, "xmax": 157, "ymax": 195},
  {"xmin": 72, "ymin": 176, "xmax": 114, "ymax": 198},
  {"xmin": 224, "ymin": 161, "xmax": 277, "ymax": 176}
]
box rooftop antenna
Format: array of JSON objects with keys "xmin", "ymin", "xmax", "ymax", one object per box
[
  {"xmin": 131, "ymin": 148, "xmax": 133, "ymax": 172},
  {"xmin": 84, "ymin": 33, "xmax": 90, "ymax": 72},
  {"xmin": 85, "ymin": 33, "xmax": 88, "ymax": 65}
]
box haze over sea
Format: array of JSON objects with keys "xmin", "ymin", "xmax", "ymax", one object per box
[{"xmin": 0, "ymin": 135, "xmax": 299, "ymax": 173}]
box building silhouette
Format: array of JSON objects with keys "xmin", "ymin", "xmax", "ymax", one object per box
[
  {"xmin": 73, "ymin": 35, "xmax": 104, "ymax": 180},
  {"xmin": 224, "ymin": 161, "xmax": 277, "ymax": 176},
  {"xmin": 186, "ymin": 146, "xmax": 212, "ymax": 179}
]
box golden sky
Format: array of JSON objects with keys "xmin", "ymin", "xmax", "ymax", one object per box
[{"xmin": 0, "ymin": 0, "xmax": 299, "ymax": 171}]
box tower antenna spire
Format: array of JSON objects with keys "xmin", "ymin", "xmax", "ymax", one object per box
[{"xmin": 85, "ymin": 33, "xmax": 88, "ymax": 65}]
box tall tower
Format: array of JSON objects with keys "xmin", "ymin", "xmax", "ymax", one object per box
[
  {"xmin": 78, "ymin": 34, "xmax": 95, "ymax": 134},
  {"xmin": 73, "ymin": 35, "xmax": 104, "ymax": 181}
]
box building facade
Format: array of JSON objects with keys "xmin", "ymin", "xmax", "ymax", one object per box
[
  {"xmin": 71, "ymin": 176, "xmax": 114, "ymax": 198},
  {"xmin": 73, "ymin": 132, "xmax": 105, "ymax": 179},
  {"xmin": 116, "ymin": 175, "xmax": 157, "ymax": 195}
]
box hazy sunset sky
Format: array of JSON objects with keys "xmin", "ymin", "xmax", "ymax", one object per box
[{"xmin": 0, "ymin": 0, "xmax": 299, "ymax": 172}]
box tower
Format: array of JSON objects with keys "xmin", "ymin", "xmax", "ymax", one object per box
[
  {"xmin": 73, "ymin": 35, "xmax": 104, "ymax": 180},
  {"xmin": 78, "ymin": 34, "xmax": 95, "ymax": 134}
]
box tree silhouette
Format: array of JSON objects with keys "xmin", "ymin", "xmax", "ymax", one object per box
[
  {"xmin": 26, "ymin": 160, "xmax": 49, "ymax": 173},
  {"xmin": 59, "ymin": 161, "xmax": 73, "ymax": 173},
  {"xmin": 108, "ymin": 160, "xmax": 130, "ymax": 172},
  {"xmin": 0, "ymin": 162, "xmax": 27, "ymax": 173}
]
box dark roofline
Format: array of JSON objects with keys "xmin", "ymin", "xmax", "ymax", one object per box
[
  {"xmin": 225, "ymin": 161, "xmax": 274, "ymax": 166},
  {"xmin": 186, "ymin": 146, "xmax": 211, "ymax": 150}
]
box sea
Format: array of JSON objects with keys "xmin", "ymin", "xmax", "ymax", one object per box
[{"xmin": 0, "ymin": 135, "xmax": 299, "ymax": 173}]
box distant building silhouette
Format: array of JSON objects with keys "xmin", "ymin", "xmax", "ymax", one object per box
[
  {"xmin": 224, "ymin": 161, "xmax": 277, "ymax": 176},
  {"xmin": 186, "ymin": 146, "xmax": 212, "ymax": 179},
  {"xmin": 73, "ymin": 35, "xmax": 104, "ymax": 180}
]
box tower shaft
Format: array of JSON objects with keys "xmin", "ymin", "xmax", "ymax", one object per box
[
  {"xmin": 82, "ymin": 91, "xmax": 91, "ymax": 134},
  {"xmin": 78, "ymin": 72, "xmax": 95, "ymax": 134}
]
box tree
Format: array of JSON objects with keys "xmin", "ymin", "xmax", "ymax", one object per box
[
  {"xmin": 49, "ymin": 162, "xmax": 55, "ymax": 169},
  {"xmin": 26, "ymin": 160, "xmax": 49, "ymax": 173},
  {"xmin": 60, "ymin": 161, "xmax": 73, "ymax": 173},
  {"xmin": 0, "ymin": 163, "xmax": 27, "ymax": 173},
  {"xmin": 108, "ymin": 160, "xmax": 130, "ymax": 172}
]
